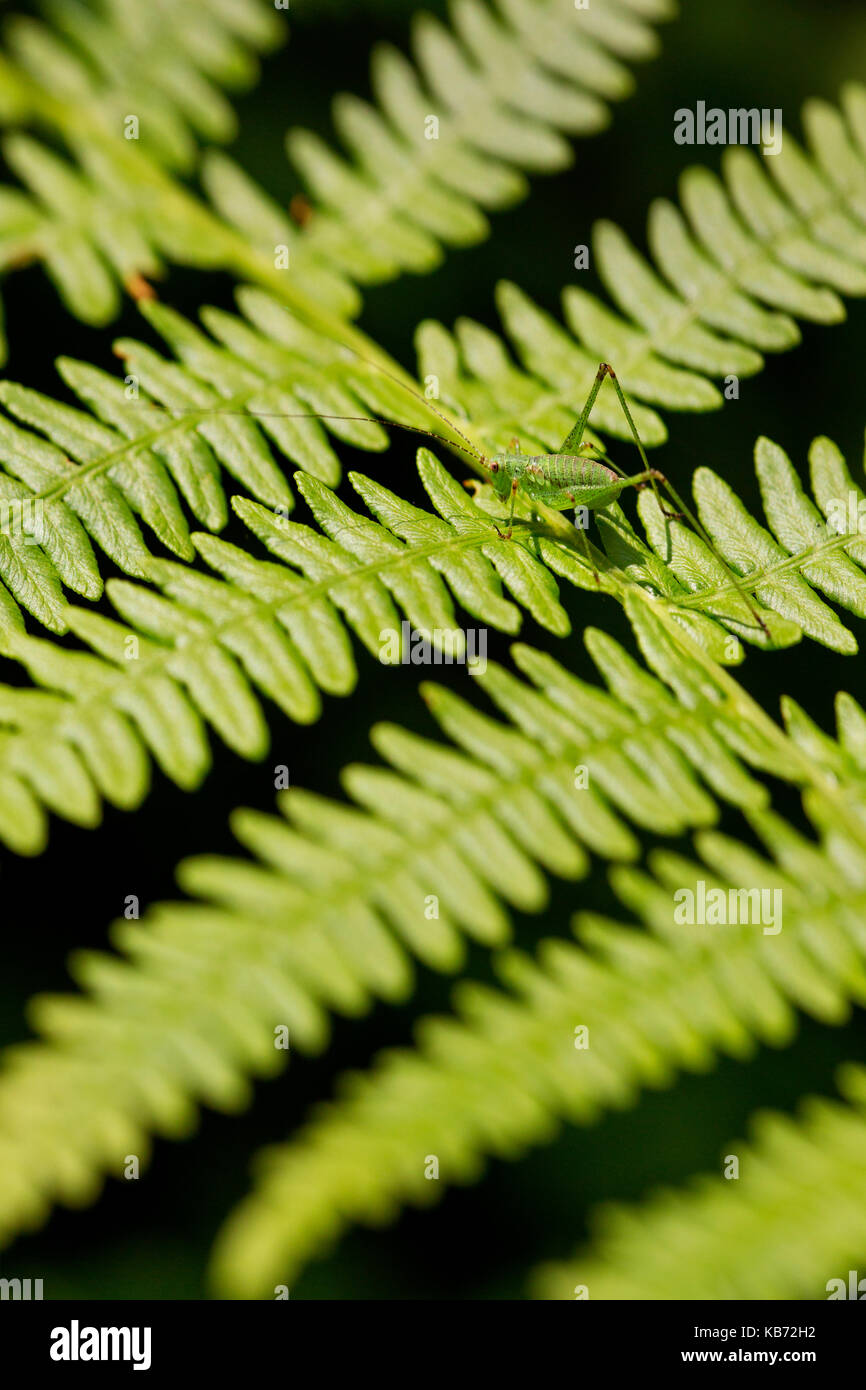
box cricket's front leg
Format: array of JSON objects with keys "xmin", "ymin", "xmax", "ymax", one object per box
[
  {"xmin": 463, "ymin": 476, "xmax": 517, "ymax": 540},
  {"xmin": 495, "ymin": 478, "xmax": 520, "ymax": 539}
]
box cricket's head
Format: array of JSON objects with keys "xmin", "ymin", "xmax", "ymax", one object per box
[{"xmin": 482, "ymin": 453, "xmax": 519, "ymax": 499}]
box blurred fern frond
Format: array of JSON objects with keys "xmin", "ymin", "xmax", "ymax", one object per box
[
  {"xmin": 416, "ymin": 82, "xmax": 866, "ymax": 442},
  {"xmin": 0, "ymin": 0, "xmax": 288, "ymax": 345},
  {"xmin": 2, "ymin": 0, "xmax": 284, "ymax": 164},
  {"xmin": 0, "ymin": 74, "xmax": 864, "ymax": 448},
  {"xmin": 1, "ymin": 609, "xmax": 865, "ymax": 1257},
  {"xmin": 209, "ymin": 786, "xmax": 866, "ymax": 1295},
  {"xmin": 207, "ymin": 0, "xmax": 675, "ymax": 286},
  {"xmin": 0, "ymin": 0, "xmax": 674, "ymax": 341},
  {"xmin": 0, "ymin": 5, "xmax": 864, "ymax": 410},
  {"xmin": 533, "ymin": 1063, "xmax": 866, "ymax": 1300}
]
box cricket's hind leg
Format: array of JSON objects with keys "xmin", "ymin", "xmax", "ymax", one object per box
[
  {"xmin": 637, "ymin": 470, "xmax": 686, "ymax": 522},
  {"xmin": 564, "ymin": 364, "xmax": 771, "ymax": 642},
  {"xmin": 641, "ymin": 467, "xmax": 771, "ymax": 642},
  {"xmin": 557, "ymin": 362, "xmax": 613, "ymax": 456},
  {"xmin": 558, "ymin": 362, "xmax": 675, "ymax": 520}
]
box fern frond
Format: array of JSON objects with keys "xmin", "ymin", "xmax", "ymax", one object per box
[
  {"xmin": 633, "ymin": 432, "xmax": 866, "ymax": 655},
  {"xmin": 462, "ymin": 427, "xmax": 866, "ymax": 659},
  {"xmin": 533, "ymin": 1063, "xmax": 866, "ymax": 1299},
  {"xmin": 207, "ymin": 0, "xmax": 674, "ymax": 286},
  {"xmin": 414, "ymin": 83, "xmax": 866, "ymax": 440},
  {"xmin": 208, "ymin": 784, "xmax": 866, "ymax": 1295},
  {"xmin": 7, "ymin": 273, "xmax": 866, "ymax": 658},
  {"xmin": 0, "ymin": 289, "xmax": 418, "ymax": 628},
  {"xmin": 0, "ymin": 622, "xmax": 751, "ymax": 1241},
  {"xmin": 0, "ymin": 456, "xmax": 744, "ymax": 852},
  {"xmin": 1, "ymin": 15, "xmax": 864, "ymax": 454},
  {"xmin": 0, "ymin": 0, "xmax": 283, "ymax": 166},
  {"xmin": 8, "ymin": 407, "xmax": 866, "ymax": 846},
  {"xmin": 0, "ymin": 0, "xmax": 672, "ymax": 338},
  {"xmin": 0, "ymin": 611, "xmax": 863, "ymax": 1255},
  {"xmin": 0, "ymin": 442, "xmax": 572, "ymax": 850},
  {"xmin": 0, "ymin": 126, "xmax": 362, "ymax": 328},
  {"xmin": 0, "ymin": 3, "xmax": 360, "ymax": 334},
  {"xmin": 0, "ymin": 409, "xmax": 808, "ymax": 848},
  {"xmin": 129, "ymin": 77, "xmax": 866, "ymax": 430},
  {"xmin": 2, "ymin": 68, "xmax": 865, "ymax": 454},
  {"xmin": 0, "ymin": 1, "xmax": 286, "ymax": 330}
]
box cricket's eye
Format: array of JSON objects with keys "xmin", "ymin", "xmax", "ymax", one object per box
[{"xmin": 489, "ymin": 461, "xmax": 499, "ymax": 472}]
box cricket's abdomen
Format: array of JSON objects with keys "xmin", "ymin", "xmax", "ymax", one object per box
[
  {"xmin": 524, "ymin": 454, "xmax": 618, "ymax": 488},
  {"xmin": 491, "ymin": 452, "xmax": 622, "ymax": 511},
  {"xmin": 518, "ymin": 454, "xmax": 622, "ymax": 510}
]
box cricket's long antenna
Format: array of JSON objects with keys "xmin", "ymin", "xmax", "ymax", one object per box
[
  {"xmin": 334, "ymin": 344, "xmax": 488, "ymax": 468},
  {"xmin": 128, "ymin": 403, "xmax": 485, "ymax": 467}
]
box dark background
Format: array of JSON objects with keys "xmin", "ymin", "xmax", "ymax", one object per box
[{"xmin": 3, "ymin": 0, "xmax": 866, "ymax": 1298}]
